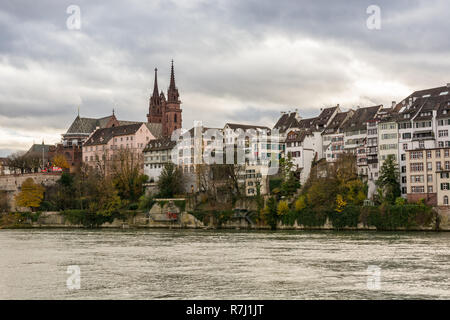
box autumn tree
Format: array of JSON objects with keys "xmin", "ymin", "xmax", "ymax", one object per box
[
  {"xmin": 110, "ymin": 149, "xmax": 148, "ymax": 203},
  {"xmin": 15, "ymin": 178, "xmax": 45, "ymax": 211},
  {"xmin": 52, "ymin": 154, "xmax": 70, "ymax": 169}
]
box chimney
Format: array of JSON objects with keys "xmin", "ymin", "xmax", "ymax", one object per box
[{"xmin": 392, "ymin": 101, "xmax": 396, "ymax": 108}]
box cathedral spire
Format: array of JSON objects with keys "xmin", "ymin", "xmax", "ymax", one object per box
[
  {"xmin": 167, "ymin": 60, "xmax": 179, "ymax": 103},
  {"xmin": 169, "ymin": 60, "xmax": 176, "ymax": 90},
  {"xmin": 152, "ymin": 68, "xmax": 159, "ymax": 97}
]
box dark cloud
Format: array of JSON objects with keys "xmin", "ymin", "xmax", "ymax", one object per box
[{"xmin": 0, "ymin": 0, "xmax": 449, "ymax": 154}]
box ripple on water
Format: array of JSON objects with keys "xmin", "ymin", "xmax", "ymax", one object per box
[{"xmin": 0, "ymin": 229, "xmax": 450, "ymax": 299}]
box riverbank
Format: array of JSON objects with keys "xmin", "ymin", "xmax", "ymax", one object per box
[{"xmin": 1, "ymin": 209, "xmax": 450, "ymax": 231}]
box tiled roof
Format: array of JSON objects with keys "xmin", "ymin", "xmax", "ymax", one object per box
[
  {"xmin": 225, "ymin": 123, "xmax": 271, "ymax": 131},
  {"xmin": 144, "ymin": 137, "xmax": 177, "ymax": 152},
  {"xmin": 322, "ymin": 111, "xmax": 352, "ymax": 135},
  {"xmin": 26, "ymin": 144, "xmax": 52, "ymax": 155},
  {"xmin": 285, "ymin": 130, "xmax": 310, "ymax": 143},
  {"xmin": 315, "ymin": 106, "xmax": 339, "ymax": 127},
  {"xmin": 298, "ymin": 117, "xmax": 317, "ymax": 130},
  {"xmin": 145, "ymin": 123, "xmax": 163, "ymax": 138},
  {"xmin": 273, "ymin": 112, "xmax": 300, "ymax": 133},
  {"xmin": 65, "ymin": 116, "xmax": 116, "ymax": 135},
  {"xmin": 84, "ymin": 123, "xmax": 144, "ymax": 146},
  {"xmin": 342, "ymin": 105, "xmax": 381, "ymax": 131}
]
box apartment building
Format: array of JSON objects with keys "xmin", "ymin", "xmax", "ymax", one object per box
[
  {"xmin": 83, "ymin": 123, "xmax": 159, "ymax": 173},
  {"xmin": 143, "ymin": 138, "xmax": 177, "ymax": 182},
  {"xmin": 285, "ymin": 130, "xmax": 317, "ymax": 184},
  {"xmin": 342, "ymin": 105, "xmax": 382, "ymax": 176},
  {"xmin": 322, "ymin": 110, "xmax": 353, "ymax": 162}
]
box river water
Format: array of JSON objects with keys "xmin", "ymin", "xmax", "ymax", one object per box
[{"xmin": 0, "ymin": 228, "xmax": 449, "ymax": 299}]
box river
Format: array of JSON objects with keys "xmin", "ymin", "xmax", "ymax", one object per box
[{"xmin": 0, "ymin": 228, "xmax": 449, "ymax": 299}]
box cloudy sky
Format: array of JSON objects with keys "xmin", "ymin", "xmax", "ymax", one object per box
[{"xmin": 1, "ymin": 0, "xmax": 449, "ymax": 156}]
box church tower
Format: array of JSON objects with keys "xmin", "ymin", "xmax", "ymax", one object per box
[
  {"xmin": 162, "ymin": 60, "xmax": 182, "ymax": 137},
  {"xmin": 147, "ymin": 68, "xmax": 163, "ymax": 123}
]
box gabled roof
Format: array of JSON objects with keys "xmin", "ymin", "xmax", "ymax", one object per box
[
  {"xmin": 26, "ymin": 144, "xmax": 52, "ymax": 155},
  {"xmin": 225, "ymin": 123, "xmax": 271, "ymax": 131},
  {"xmin": 322, "ymin": 111, "xmax": 352, "ymax": 135},
  {"xmin": 145, "ymin": 123, "xmax": 163, "ymax": 138},
  {"xmin": 273, "ymin": 112, "xmax": 300, "ymax": 133},
  {"xmin": 83, "ymin": 123, "xmax": 144, "ymax": 146},
  {"xmin": 315, "ymin": 106, "xmax": 339, "ymax": 127},
  {"xmin": 65, "ymin": 116, "xmax": 105, "ymax": 135},
  {"xmin": 342, "ymin": 105, "xmax": 381, "ymax": 131},
  {"xmin": 144, "ymin": 137, "xmax": 177, "ymax": 152},
  {"xmin": 298, "ymin": 117, "xmax": 318, "ymax": 130},
  {"xmin": 285, "ymin": 130, "xmax": 311, "ymax": 143}
]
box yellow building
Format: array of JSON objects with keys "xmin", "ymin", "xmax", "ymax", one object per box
[{"xmin": 405, "ymin": 148, "xmax": 450, "ymax": 206}]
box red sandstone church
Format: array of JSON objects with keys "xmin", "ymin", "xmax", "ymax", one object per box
[{"xmin": 49, "ymin": 61, "xmax": 182, "ymax": 172}]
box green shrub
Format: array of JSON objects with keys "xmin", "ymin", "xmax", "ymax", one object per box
[
  {"xmin": 297, "ymin": 206, "xmax": 328, "ymax": 227},
  {"xmin": 328, "ymin": 205, "xmax": 360, "ymax": 229},
  {"xmin": 62, "ymin": 210, "xmax": 119, "ymax": 227}
]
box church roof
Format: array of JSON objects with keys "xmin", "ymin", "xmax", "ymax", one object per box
[
  {"xmin": 145, "ymin": 123, "xmax": 163, "ymax": 138},
  {"xmin": 65, "ymin": 116, "xmax": 115, "ymax": 135}
]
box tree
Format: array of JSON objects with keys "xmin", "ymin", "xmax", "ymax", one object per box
[
  {"xmin": 110, "ymin": 149, "xmax": 148, "ymax": 203},
  {"xmin": 52, "ymin": 154, "xmax": 70, "ymax": 169},
  {"xmin": 263, "ymin": 196, "xmax": 278, "ymax": 230},
  {"xmin": 279, "ymin": 154, "xmax": 300, "ymax": 197},
  {"xmin": 377, "ymin": 154, "xmax": 400, "ymax": 204},
  {"xmin": 277, "ymin": 200, "xmax": 289, "ymax": 216},
  {"xmin": 15, "ymin": 178, "xmax": 45, "ymax": 211},
  {"xmin": 157, "ymin": 162, "xmax": 184, "ymax": 198}
]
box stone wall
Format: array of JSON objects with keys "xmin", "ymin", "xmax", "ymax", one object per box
[{"xmin": 0, "ymin": 173, "xmax": 61, "ymax": 211}]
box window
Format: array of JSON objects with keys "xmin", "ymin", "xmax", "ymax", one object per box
[
  {"xmin": 410, "ymin": 163, "xmax": 424, "ymax": 172},
  {"xmin": 402, "ymin": 176, "xmax": 407, "ymax": 183},
  {"xmin": 441, "ymin": 183, "xmax": 450, "ymax": 190},
  {"xmin": 439, "ymin": 130, "xmax": 449, "ymax": 137},
  {"xmin": 437, "ymin": 162, "xmax": 442, "ymax": 170},
  {"xmin": 411, "ymin": 186, "xmax": 425, "ymax": 193},
  {"xmin": 446, "ymin": 149, "xmax": 450, "ymax": 157},
  {"xmin": 410, "ymin": 151, "xmax": 423, "ymax": 159},
  {"xmin": 442, "ymin": 172, "xmax": 450, "ymax": 179},
  {"xmin": 427, "ymin": 150, "xmax": 432, "ymax": 158},
  {"xmin": 402, "ymin": 133, "xmax": 411, "ymax": 139},
  {"xmin": 439, "ymin": 141, "xmax": 445, "ymax": 147},
  {"xmin": 419, "ymin": 141, "xmax": 425, "ymax": 149},
  {"xmin": 428, "ymin": 174, "xmax": 433, "ymax": 182},
  {"xmin": 436, "ymin": 150, "xmax": 441, "ymax": 158},
  {"xmin": 446, "ymin": 161, "xmax": 450, "ymax": 170},
  {"xmin": 428, "ymin": 186, "xmax": 433, "ymax": 193},
  {"xmin": 411, "ymin": 175, "xmax": 424, "ymax": 183},
  {"xmin": 403, "ymin": 143, "xmax": 408, "ymax": 150},
  {"xmin": 401, "ymin": 154, "xmax": 406, "ymax": 161},
  {"xmin": 427, "ymin": 162, "xmax": 432, "ymax": 171},
  {"xmin": 445, "ymin": 196, "xmax": 449, "ymax": 205}
]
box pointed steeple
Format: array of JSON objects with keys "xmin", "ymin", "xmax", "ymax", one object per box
[
  {"xmin": 167, "ymin": 60, "xmax": 179, "ymax": 103},
  {"xmin": 169, "ymin": 60, "xmax": 176, "ymax": 90},
  {"xmin": 152, "ymin": 68, "xmax": 159, "ymax": 97}
]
